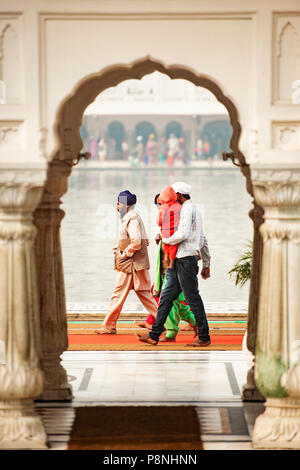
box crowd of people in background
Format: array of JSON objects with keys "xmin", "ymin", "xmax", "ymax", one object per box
[
  {"xmin": 194, "ymin": 138, "xmax": 211, "ymax": 160},
  {"xmin": 80, "ymin": 125, "xmax": 221, "ymax": 167}
]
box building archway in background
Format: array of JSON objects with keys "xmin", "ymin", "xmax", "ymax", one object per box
[
  {"xmin": 106, "ymin": 120, "xmax": 126, "ymax": 159},
  {"xmin": 201, "ymin": 120, "xmax": 232, "ymax": 158},
  {"xmin": 134, "ymin": 120, "xmax": 157, "ymax": 145}
]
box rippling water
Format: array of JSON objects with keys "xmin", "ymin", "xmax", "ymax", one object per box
[{"xmin": 61, "ymin": 167, "xmax": 253, "ymax": 305}]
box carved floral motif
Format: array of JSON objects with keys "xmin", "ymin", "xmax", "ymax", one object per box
[{"xmin": 253, "ymin": 398, "xmax": 300, "ymax": 448}]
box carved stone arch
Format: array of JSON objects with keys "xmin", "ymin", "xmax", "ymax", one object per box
[{"xmin": 36, "ymin": 56, "xmax": 264, "ymax": 402}]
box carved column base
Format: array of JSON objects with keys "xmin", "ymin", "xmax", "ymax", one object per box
[
  {"xmin": 36, "ymin": 353, "xmax": 73, "ymax": 401},
  {"xmin": 252, "ymin": 398, "xmax": 300, "ymax": 449},
  {"xmin": 0, "ymin": 400, "xmax": 47, "ymax": 449}
]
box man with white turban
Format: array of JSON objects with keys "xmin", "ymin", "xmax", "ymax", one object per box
[{"xmin": 137, "ymin": 182, "xmax": 211, "ymax": 347}]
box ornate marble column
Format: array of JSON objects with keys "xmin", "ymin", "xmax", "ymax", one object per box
[
  {"xmin": 251, "ymin": 164, "xmax": 300, "ymax": 449},
  {"xmin": 34, "ymin": 158, "xmax": 73, "ymax": 401},
  {"xmin": 0, "ymin": 165, "xmax": 47, "ymax": 449}
]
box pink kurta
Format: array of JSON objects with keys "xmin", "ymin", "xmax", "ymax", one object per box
[{"xmin": 102, "ymin": 208, "xmax": 157, "ymax": 332}]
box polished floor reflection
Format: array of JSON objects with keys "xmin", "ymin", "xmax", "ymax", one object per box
[{"xmin": 36, "ymin": 351, "xmax": 265, "ymax": 450}]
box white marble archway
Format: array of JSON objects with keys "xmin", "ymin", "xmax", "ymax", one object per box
[{"xmin": 34, "ymin": 56, "xmax": 263, "ymax": 404}]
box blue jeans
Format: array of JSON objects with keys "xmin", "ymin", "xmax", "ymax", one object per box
[{"xmin": 149, "ymin": 256, "xmax": 210, "ymax": 342}]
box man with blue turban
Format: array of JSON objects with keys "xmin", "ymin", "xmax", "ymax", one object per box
[{"xmin": 95, "ymin": 190, "xmax": 158, "ymax": 334}]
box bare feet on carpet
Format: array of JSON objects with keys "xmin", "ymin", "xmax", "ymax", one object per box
[
  {"xmin": 135, "ymin": 321, "xmax": 152, "ymax": 330},
  {"xmin": 94, "ymin": 328, "xmax": 117, "ymax": 335},
  {"xmin": 135, "ymin": 332, "xmax": 158, "ymax": 345}
]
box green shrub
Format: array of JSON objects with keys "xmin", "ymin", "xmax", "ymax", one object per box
[{"xmin": 228, "ymin": 241, "xmax": 252, "ymax": 287}]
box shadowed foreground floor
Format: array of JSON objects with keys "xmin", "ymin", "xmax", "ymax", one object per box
[{"xmin": 67, "ymin": 405, "xmax": 203, "ymax": 450}]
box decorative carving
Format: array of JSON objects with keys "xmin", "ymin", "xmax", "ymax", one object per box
[
  {"xmin": 251, "ymin": 168, "xmax": 298, "ymax": 182},
  {"xmin": 0, "ymin": 126, "xmax": 18, "ymax": 143},
  {"xmin": 0, "ymin": 23, "xmax": 15, "ymax": 61},
  {"xmin": 0, "ymin": 171, "xmax": 45, "ymax": 212},
  {"xmin": 0, "ymin": 400, "xmax": 47, "ymax": 449},
  {"xmin": 272, "ymin": 122, "xmax": 300, "ymax": 150},
  {"xmin": 273, "ymin": 14, "xmax": 300, "ymax": 104},
  {"xmin": 279, "ymin": 127, "xmax": 297, "ymax": 146},
  {"xmin": 251, "ymin": 167, "xmax": 300, "ymax": 209},
  {"xmin": 0, "ymin": 363, "xmax": 43, "ymax": 400},
  {"xmin": 255, "ymin": 180, "xmax": 300, "ymax": 207},
  {"xmin": 277, "ymin": 21, "xmax": 299, "ymax": 59},
  {"xmin": 0, "ymin": 121, "xmax": 23, "ymax": 152},
  {"xmin": 0, "ymin": 17, "xmax": 21, "ymax": 103},
  {"xmin": 259, "ymin": 219, "xmax": 300, "ymax": 244},
  {"xmin": 253, "ymin": 398, "xmax": 300, "ymax": 449},
  {"xmin": 0, "ymin": 166, "xmax": 46, "ymax": 186}
]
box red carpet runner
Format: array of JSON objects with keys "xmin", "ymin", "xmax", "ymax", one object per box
[{"xmin": 68, "ymin": 333, "xmax": 243, "ymax": 351}]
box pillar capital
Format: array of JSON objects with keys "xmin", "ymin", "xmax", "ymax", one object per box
[
  {"xmin": 251, "ymin": 163, "xmax": 300, "ymax": 448},
  {"xmin": 0, "ymin": 164, "xmax": 46, "ymax": 211},
  {"xmin": 251, "ymin": 164, "xmax": 300, "ymax": 212}
]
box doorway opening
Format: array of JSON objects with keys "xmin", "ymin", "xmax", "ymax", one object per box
[
  {"xmin": 33, "ymin": 56, "xmax": 265, "ymax": 414},
  {"xmin": 50, "ymin": 58, "xmax": 255, "ymax": 326}
]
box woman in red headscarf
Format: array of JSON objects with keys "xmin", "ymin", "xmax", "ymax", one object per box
[{"xmin": 157, "ymin": 185, "xmax": 182, "ymax": 269}]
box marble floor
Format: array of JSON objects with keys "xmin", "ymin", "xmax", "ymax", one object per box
[{"xmin": 35, "ymin": 350, "xmax": 266, "ymax": 450}]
